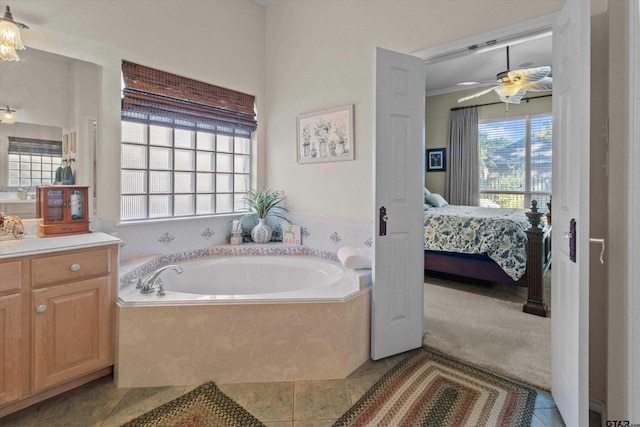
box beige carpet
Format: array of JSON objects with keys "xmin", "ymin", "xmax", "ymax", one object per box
[{"xmin": 423, "ymin": 274, "xmax": 551, "ymax": 391}]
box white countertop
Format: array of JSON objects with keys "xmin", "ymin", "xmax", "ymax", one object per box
[{"xmin": 0, "ymin": 232, "xmax": 121, "ymax": 259}]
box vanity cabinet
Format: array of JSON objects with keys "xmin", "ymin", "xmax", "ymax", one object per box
[
  {"xmin": 0, "ymin": 259, "xmax": 28, "ymax": 407},
  {"xmin": 36, "ymin": 186, "xmax": 89, "ymax": 237},
  {"xmin": 0, "ymin": 236, "xmax": 119, "ymax": 417}
]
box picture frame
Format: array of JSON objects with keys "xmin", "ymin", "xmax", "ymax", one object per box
[
  {"xmin": 426, "ymin": 148, "xmax": 446, "ymax": 172},
  {"xmin": 297, "ymin": 104, "xmax": 354, "ymax": 164}
]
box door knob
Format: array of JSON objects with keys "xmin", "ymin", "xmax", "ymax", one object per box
[
  {"xmin": 70, "ymin": 264, "xmax": 80, "ymax": 272},
  {"xmin": 35, "ymin": 304, "xmax": 47, "ymax": 313}
]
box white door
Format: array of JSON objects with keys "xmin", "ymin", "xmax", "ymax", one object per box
[
  {"xmin": 551, "ymin": 1, "xmax": 590, "ymax": 425},
  {"xmin": 371, "ymin": 47, "xmax": 426, "ymax": 360}
]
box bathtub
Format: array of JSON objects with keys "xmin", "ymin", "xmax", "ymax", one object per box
[
  {"xmin": 118, "ymin": 255, "xmax": 361, "ymax": 303},
  {"xmin": 115, "ymin": 250, "xmax": 371, "ymax": 387}
]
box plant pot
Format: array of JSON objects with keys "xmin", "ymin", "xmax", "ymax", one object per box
[{"xmin": 251, "ymin": 218, "xmax": 272, "ymax": 243}]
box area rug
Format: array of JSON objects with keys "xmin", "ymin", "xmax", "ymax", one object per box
[
  {"xmin": 120, "ymin": 381, "xmax": 265, "ymax": 427},
  {"xmin": 333, "ymin": 347, "xmax": 536, "ymax": 427}
]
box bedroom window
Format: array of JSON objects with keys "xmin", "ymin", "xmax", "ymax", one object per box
[
  {"xmin": 478, "ymin": 114, "xmax": 552, "ymax": 211},
  {"xmin": 120, "ymin": 61, "xmax": 256, "ymax": 221}
]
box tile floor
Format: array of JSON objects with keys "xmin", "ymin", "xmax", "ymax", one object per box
[{"xmin": 1, "ymin": 352, "xmax": 567, "ymax": 427}]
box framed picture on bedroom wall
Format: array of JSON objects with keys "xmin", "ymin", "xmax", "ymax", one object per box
[
  {"xmin": 297, "ymin": 104, "xmax": 355, "ymax": 164},
  {"xmin": 426, "ymin": 148, "xmax": 446, "ymax": 172}
]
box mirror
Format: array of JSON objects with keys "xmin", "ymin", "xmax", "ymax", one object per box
[{"xmin": 0, "ymin": 47, "xmax": 99, "ymax": 216}]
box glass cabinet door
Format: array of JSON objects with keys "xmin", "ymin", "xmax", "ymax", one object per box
[
  {"xmin": 69, "ymin": 189, "xmax": 85, "ymax": 221},
  {"xmin": 46, "ymin": 190, "xmax": 64, "ymax": 222}
]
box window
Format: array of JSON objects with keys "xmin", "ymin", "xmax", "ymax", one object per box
[
  {"xmin": 478, "ymin": 114, "xmax": 552, "ymax": 211},
  {"xmin": 120, "ymin": 61, "xmax": 256, "ymax": 221},
  {"xmin": 7, "ymin": 137, "xmax": 62, "ymax": 187},
  {"xmin": 121, "ymin": 120, "xmax": 251, "ymax": 220}
]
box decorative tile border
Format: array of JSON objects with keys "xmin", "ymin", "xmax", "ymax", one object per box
[{"xmin": 119, "ymin": 245, "xmax": 339, "ymax": 290}]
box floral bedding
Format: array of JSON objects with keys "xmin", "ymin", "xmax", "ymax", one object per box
[{"xmin": 423, "ymin": 205, "xmax": 531, "ymax": 281}]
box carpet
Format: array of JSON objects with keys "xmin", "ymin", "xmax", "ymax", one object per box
[
  {"xmin": 120, "ymin": 382, "xmax": 265, "ymax": 427},
  {"xmin": 334, "ymin": 347, "xmax": 536, "ymax": 427},
  {"xmin": 423, "ymin": 276, "xmax": 551, "ymax": 390}
]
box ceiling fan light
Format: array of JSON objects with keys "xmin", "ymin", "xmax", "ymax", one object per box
[
  {"xmin": 0, "ymin": 42, "xmax": 18, "ymax": 61},
  {"xmin": 0, "ymin": 6, "xmax": 28, "ymax": 61},
  {"xmin": 1, "ymin": 106, "xmax": 16, "ymax": 124}
]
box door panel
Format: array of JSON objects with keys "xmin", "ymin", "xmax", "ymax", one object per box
[
  {"xmin": 372, "ymin": 47, "xmax": 425, "ymax": 360},
  {"xmin": 551, "ymin": 1, "xmax": 590, "ymax": 425}
]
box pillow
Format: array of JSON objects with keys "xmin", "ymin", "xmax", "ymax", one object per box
[
  {"xmin": 423, "ymin": 187, "xmax": 432, "ymax": 202},
  {"xmin": 425, "ymin": 193, "xmax": 449, "ymax": 208}
]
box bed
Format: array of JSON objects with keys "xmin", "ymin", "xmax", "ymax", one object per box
[{"xmin": 423, "ymin": 194, "xmax": 552, "ymax": 317}]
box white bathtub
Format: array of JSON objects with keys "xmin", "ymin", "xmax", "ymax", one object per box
[
  {"xmin": 116, "ymin": 252, "xmax": 371, "ymax": 387},
  {"xmin": 118, "ymin": 255, "xmax": 361, "ymax": 304}
]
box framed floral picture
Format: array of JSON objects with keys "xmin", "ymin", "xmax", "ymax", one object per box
[
  {"xmin": 426, "ymin": 148, "xmax": 446, "ymax": 172},
  {"xmin": 297, "ymin": 104, "xmax": 354, "ymax": 164}
]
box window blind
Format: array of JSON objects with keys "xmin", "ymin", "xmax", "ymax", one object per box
[
  {"xmin": 8, "ymin": 136, "xmax": 62, "ymax": 156},
  {"xmin": 121, "ymin": 61, "xmax": 257, "ymax": 132}
]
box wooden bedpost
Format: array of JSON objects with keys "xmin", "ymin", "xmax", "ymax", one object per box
[{"xmin": 523, "ymin": 200, "xmax": 549, "ymax": 317}]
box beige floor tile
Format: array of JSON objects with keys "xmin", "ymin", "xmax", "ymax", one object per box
[
  {"xmin": 345, "ymin": 375, "xmax": 381, "ymax": 405},
  {"xmin": 233, "ymin": 382, "xmax": 294, "ymax": 422},
  {"xmin": 535, "ymin": 390, "xmax": 557, "ymax": 409},
  {"xmin": 0, "ymin": 394, "xmax": 66, "ymax": 427},
  {"xmin": 264, "ymin": 421, "xmax": 293, "ymax": 427},
  {"xmin": 293, "ymin": 380, "xmax": 351, "ymax": 421},
  {"xmin": 217, "ymin": 382, "xmax": 246, "ymax": 401},
  {"xmin": 293, "ymin": 419, "xmax": 337, "ymax": 427},
  {"xmin": 534, "ymin": 407, "xmax": 566, "ymax": 426},
  {"xmin": 35, "ymin": 386, "xmax": 128, "ymax": 427},
  {"xmin": 100, "ymin": 386, "xmax": 187, "ymax": 426}
]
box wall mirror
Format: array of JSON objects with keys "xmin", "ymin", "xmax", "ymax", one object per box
[{"xmin": 0, "ymin": 47, "xmax": 99, "ymax": 215}]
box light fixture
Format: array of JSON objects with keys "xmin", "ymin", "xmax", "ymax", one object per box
[
  {"xmin": 1, "ymin": 105, "xmax": 15, "ymax": 124},
  {"xmin": 0, "ymin": 5, "xmax": 28, "ymax": 61}
]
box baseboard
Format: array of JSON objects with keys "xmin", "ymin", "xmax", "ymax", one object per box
[{"xmin": 590, "ymin": 398, "xmax": 605, "ymax": 427}]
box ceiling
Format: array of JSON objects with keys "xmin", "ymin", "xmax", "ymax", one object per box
[{"xmin": 424, "ymin": 33, "xmax": 553, "ymax": 97}]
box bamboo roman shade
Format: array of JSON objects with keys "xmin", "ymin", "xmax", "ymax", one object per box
[{"xmin": 121, "ymin": 61, "xmax": 257, "ymax": 132}]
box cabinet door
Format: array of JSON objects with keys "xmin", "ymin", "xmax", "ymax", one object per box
[
  {"xmin": 32, "ymin": 277, "xmax": 111, "ymax": 392},
  {"xmin": 0, "ymin": 294, "xmax": 23, "ymax": 405}
]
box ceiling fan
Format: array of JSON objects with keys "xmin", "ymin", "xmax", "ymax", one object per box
[{"xmin": 457, "ymin": 46, "xmax": 552, "ymax": 104}]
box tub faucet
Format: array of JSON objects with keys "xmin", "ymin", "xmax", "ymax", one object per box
[{"xmin": 137, "ymin": 265, "xmax": 183, "ymax": 294}]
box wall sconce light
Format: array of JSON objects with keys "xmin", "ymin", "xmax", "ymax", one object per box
[
  {"xmin": 1, "ymin": 105, "xmax": 16, "ymax": 124},
  {"xmin": 0, "ymin": 5, "xmax": 28, "ymax": 61}
]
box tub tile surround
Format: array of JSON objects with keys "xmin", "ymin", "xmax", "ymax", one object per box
[
  {"xmin": 115, "ymin": 288, "xmax": 371, "ymax": 387},
  {"xmin": 113, "ymin": 212, "xmax": 372, "ymax": 387},
  {"xmin": 101, "ymin": 212, "xmax": 371, "ymax": 262}
]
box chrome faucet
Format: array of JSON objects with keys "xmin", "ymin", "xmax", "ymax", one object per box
[{"xmin": 137, "ymin": 265, "xmax": 183, "ymax": 295}]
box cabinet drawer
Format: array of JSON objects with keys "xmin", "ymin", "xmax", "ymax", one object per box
[
  {"xmin": 31, "ymin": 248, "xmax": 111, "ymax": 287},
  {"xmin": 0, "ymin": 260, "xmax": 24, "ymax": 294}
]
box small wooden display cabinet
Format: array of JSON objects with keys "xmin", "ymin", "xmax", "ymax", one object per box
[{"xmin": 36, "ymin": 186, "xmax": 90, "ymax": 237}]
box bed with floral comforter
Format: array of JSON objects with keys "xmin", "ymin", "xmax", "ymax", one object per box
[{"xmin": 423, "ymin": 205, "xmax": 531, "ymax": 281}]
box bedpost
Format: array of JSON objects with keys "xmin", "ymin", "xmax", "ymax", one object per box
[{"xmin": 523, "ymin": 200, "xmax": 549, "ymax": 317}]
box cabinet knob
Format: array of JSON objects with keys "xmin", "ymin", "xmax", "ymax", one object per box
[
  {"xmin": 35, "ymin": 304, "xmax": 47, "ymax": 313},
  {"xmin": 70, "ymin": 264, "xmax": 81, "ymax": 272}
]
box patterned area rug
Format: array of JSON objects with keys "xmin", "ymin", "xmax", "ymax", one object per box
[
  {"xmin": 334, "ymin": 347, "xmax": 536, "ymax": 427},
  {"xmin": 120, "ymin": 382, "xmax": 265, "ymax": 427}
]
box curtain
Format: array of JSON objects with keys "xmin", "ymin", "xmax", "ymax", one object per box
[{"xmin": 445, "ymin": 107, "xmax": 479, "ymax": 206}]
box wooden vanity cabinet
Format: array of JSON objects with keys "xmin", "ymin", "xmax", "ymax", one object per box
[
  {"xmin": 0, "ymin": 241, "xmax": 118, "ymax": 417},
  {"xmin": 0, "ymin": 258, "xmax": 29, "ymax": 407}
]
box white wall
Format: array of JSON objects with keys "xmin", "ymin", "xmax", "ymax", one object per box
[
  {"xmin": 264, "ymin": 0, "xmax": 565, "ymax": 220},
  {"xmin": 12, "ymin": 0, "xmax": 267, "ymax": 224}
]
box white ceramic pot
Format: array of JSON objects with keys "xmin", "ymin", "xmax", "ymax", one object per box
[{"xmin": 251, "ymin": 218, "xmax": 272, "ymax": 243}]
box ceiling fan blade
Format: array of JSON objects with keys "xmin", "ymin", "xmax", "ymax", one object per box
[
  {"xmin": 457, "ymin": 86, "xmax": 496, "ymax": 103},
  {"xmin": 507, "ymin": 66, "xmax": 552, "ymax": 84},
  {"xmin": 521, "ymin": 76, "xmax": 553, "ymax": 92}
]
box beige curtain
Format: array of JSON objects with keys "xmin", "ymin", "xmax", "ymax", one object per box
[{"xmin": 445, "ymin": 107, "xmax": 479, "ymax": 206}]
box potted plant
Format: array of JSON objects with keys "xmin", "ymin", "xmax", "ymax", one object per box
[{"xmin": 237, "ymin": 188, "xmax": 290, "ymax": 243}]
